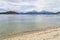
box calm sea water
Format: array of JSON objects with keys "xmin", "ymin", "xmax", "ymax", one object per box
[{"xmin": 0, "ymin": 14, "xmax": 60, "ymax": 36}]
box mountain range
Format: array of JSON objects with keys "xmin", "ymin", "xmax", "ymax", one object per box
[{"xmin": 0, "ymin": 11, "xmax": 59, "ymax": 14}]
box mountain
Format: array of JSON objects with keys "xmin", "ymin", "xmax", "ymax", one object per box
[
  {"xmin": 21, "ymin": 10, "xmax": 56, "ymax": 14},
  {"xmin": 56, "ymin": 12, "xmax": 60, "ymax": 14},
  {"xmin": 0, "ymin": 11, "xmax": 57, "ymax": 14},
  {"xmin": 39, "ymin": 10, "xmax": 56, "ymax": 14},
  {"xmin": 0, "ymin": 11, "xmax": 18, "ymax": 14}
]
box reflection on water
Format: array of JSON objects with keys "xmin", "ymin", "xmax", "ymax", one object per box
[{"xmin": 0, "ymin": 14, "xmax": 60, "ymax": 36}]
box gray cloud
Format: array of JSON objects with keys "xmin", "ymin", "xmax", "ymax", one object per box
[{"xmin": 0, "ymin": 0, "xmax": 60, "ymax": 12}]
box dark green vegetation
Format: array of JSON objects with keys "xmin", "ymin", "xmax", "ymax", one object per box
[{"xmin": 0, "ymin": 11, "xmax": 18, "ymax": 14}]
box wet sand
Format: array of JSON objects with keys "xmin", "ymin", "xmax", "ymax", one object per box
[{"xmin": 0, "ymin": 27, "xmax": 60, "ymax": 40}]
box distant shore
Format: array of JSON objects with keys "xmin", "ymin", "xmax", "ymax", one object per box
[{"xmin": 0, "ymin": 11, "xmax": 59, "ymax": 15}]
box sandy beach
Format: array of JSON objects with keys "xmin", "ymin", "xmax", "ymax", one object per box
[{"xmin": 0, "ymin": 27, "xmax": 60, "ymax": 40}]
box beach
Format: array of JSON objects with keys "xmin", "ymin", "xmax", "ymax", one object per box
[{"xmin": 1, "ymin": 27, "xmax": 60, "ymax": 40}]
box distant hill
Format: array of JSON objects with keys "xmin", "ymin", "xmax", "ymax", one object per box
[
  {"xmin": 0, "ymin": 11, "xmax": 18, "ymax": 14},
  {"xmin": 0, "ymin": 11, "xmax": 58, "ymax": 14},
  {"xmin": 21, "ymin": 11, "xmax": 56, "ymax": 14},
  {"xmin": 39, "ymin": 11, "xmax": 56, "ymax": 14},
  {"xmin": 56, "ymin": 12, "xmax": 60, "ymax": 14}
]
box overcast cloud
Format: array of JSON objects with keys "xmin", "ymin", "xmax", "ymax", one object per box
[{"xmin": 0, "ymin": 0, "xmax": 60, "ymax": 12}]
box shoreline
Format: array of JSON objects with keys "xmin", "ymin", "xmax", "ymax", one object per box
[{"xmin": 0, "ymin": 26, "xmax": 60, "ymax": 40}]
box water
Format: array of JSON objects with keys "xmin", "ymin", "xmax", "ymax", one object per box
[{"xmin": 0, "ymin": 14, "xmax": 60, "ymax": 36}]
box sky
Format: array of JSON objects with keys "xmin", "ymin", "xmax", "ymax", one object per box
[{"xmin": 0, "ymin": 0, "xmax": 60, "ymax": 12}]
